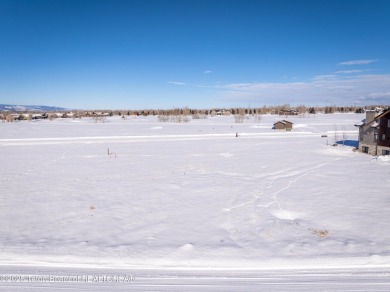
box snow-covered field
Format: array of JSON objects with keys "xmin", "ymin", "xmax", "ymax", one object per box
[{"xmin": 1, "ymin": 113, "xmax": 390, "ymax": 289}]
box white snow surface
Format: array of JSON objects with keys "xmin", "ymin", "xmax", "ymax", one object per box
[
  {"xmin": 1, "ymin": 113, "xmax": 390, "ymax": 271},
  {"xmin": 1, "ymin": 265, "xmax": 390, "ymax": 291}
]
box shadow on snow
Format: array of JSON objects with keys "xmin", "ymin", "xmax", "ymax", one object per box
[{"xmin": 336, "ymin": 140, "xmax": 358, "ymax": 148}]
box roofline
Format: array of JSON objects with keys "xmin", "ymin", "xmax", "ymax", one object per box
[
  {"xmin": 374, "ymin": 108, "xmax": 390, "ymax": 120},
  {"xmin": 359, "ymin": 119, "xmax": 378, "ymax": 127}
]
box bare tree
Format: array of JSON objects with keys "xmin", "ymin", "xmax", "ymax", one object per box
[
  {"xmin": 334, "ymin": 124, "xmax": 339, "ymax": 144},
  {"xmin": 192, "ymin": 113, "xmax": 207, "ymax": 119},
  {"xmin": 158, "ymin": 115, "xmax": 169, "ymax": 122},
  {"xmin": 234, "ymin": 114, "xmax": 245, "ymax": 123},
  {"xmin": 342, "ymin": 126, "xmax": 347, "ymax": 146},
  {"xmin": 93, "ymin": 116, "xmax": 107, "ymax": 123},
  {"xmin": 253, "ymin": 114, "xmax": 262, "ymax": 123}
]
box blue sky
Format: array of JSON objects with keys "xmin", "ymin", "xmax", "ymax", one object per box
[{"xmin": 1, "ymin": 0, "xmax": 389, "ymax": 109}]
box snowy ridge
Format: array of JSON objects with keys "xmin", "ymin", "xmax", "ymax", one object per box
[{"xmin": 0, "ymin": 104, "xmax": 67, "ymax": 112}]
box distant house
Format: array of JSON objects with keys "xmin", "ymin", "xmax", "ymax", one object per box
[
  {"xmin": 355, "ymin": 109, "xmax": 390, "ymax": 155},
  {"xmin": 32, "ymin": 114, "xmax": 46, "ymax": 119},
  {"xmin": 62, "ymin": 112, "xmax": 74, "ymax": 118},
  {"xmin": 280, "ymin": 109, "xmax": 298, "ymax": 116},
  {"xmin": 273, "ymin": 120, "xmax": 293, "ymax": 131},
  {"xmin": 10, "ymin": 114, "xmax": 20, "ymax": 120}
]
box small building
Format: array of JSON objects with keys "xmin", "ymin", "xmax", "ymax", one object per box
[
  {"xmin": 32, "ymin": 114, "xmax": 46, "ymax": 119},
  {"xmin": 273, "ymin": 120, "xmax": 293, "ymax": 131},
  {"xmin": 280, "ymin": 109, "xmax": 298, "ymax": 116},
  {"xmin": 9, "ymin": 113, "xmax": 20, "ymax": 120},
  {"xmin": 62, "ymin": 112, "xmax": 74, "ymax": 118},
  {"xmin": 54, "ymin": 112, "xmax": 64, "ymax": 118},
  {"xmin": 355, "ymin": 109, "xmax": 390, "ymax": 155}
]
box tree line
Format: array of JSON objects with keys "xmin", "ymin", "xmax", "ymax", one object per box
[{"xmin": 0, "ymin": 104, "xmax": 386, "ymax": 123}]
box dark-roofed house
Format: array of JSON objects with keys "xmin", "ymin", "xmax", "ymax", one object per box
[
  {"xmin": 355, "ymin": 109, "xmax": 390, "ymax": 155},
  {"xmin": 375, "ymin": 109, "xmax": 390, "ymax": 155},
  {"xmin": 273, "ymin": 120, "xmax": 293, "ymax": 131}
]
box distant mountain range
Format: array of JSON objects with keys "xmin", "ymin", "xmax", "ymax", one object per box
[{"xmin": 0, "ymin": 104, "xmax": 68, "ymax": 112}]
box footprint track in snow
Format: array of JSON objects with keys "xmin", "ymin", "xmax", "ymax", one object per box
[
  {"xmin": 0, "ymin": 150, "xmax": 69, "ymax": 185},
  {"xmin": 224, "ymin": 158, "xmax": 341, "ymax": 224}
]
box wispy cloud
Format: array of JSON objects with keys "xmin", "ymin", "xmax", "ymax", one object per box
[
  {"xmin": 312, "ymin": 75, "xmax": 339, "ymax": 80},
  {"xmin": 368, "ymin": 92, "xmax": 390, "ymax": 98},
  {"xmin": 334, "ymin": 69, "xmax": 371, "ymax": 74},
  {"xmin": 168, "ymin": 81, "xmax": 187, "ymax": 85},
  {"xmin": 339, "ymin": 59, "xmax": 378, "ymax": 66},
  {"xmin": 203, "ymin": 70, "xmax": 212, "ymax": 74},
  {"xmin": 358, "ymin": 91, "xmax": 390, "ymax": 102},
  {"xmin": 216, "ymin": 74, "xmax": 390, "ymax": 105},
  {"xmin": 221, "ymin": 82, "xmax": 308, "ymax": 91}
]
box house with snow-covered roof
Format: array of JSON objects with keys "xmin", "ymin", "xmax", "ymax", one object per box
[
  {"xmin": 273, "ymin": 120, "xmax": 293, "ymax": 131},
  {"xmin": 355, "ymin": 109, "xmax": 390, "ymax": 155}
]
